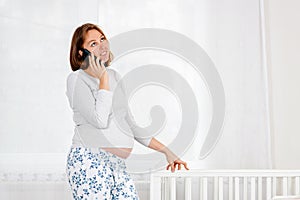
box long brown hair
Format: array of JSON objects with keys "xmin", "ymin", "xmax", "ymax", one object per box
[{"xmin": 69, "ymin": 23, "xmax": 114, "ymax": 71}]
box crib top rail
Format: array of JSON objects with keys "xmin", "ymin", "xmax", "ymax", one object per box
[{"xmin": 151, "ymin": 169, "xmax": 300, "ymax": 178}]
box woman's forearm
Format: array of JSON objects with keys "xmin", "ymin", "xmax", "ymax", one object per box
[{"xmin": 148, "ymin": 137, "xmax": 178, "ymax": 159}]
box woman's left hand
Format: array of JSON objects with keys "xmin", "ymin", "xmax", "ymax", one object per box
[
  {"xmin": 165, "ymin": 152, "xmax": 189, "ymax": 172},
  {"xmin": 166, "ymin": 159, "xmax": 189, "ymax": 173}
]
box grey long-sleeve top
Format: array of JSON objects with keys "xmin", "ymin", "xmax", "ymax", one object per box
[{"xmin": 65, "ymin": 67, "xmax": 152, "ymax": 148}]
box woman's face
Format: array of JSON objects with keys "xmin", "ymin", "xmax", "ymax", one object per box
[{"xmin": 82, "ymin": 29, "xmax": 110, "ymax": 62}]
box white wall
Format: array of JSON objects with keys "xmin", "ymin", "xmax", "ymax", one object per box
[{"xmin": 265, "ymin": 0, "xmax": 300, "ymax": 168}]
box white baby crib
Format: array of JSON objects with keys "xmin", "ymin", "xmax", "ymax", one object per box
[{"xmin": 150, "ymin": 170, "xmax": 300, "ymax": 200}]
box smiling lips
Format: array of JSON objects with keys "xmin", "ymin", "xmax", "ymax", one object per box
[{"xmin": 101, "ymin": 51, "xmax": 107, "ymax": 56}]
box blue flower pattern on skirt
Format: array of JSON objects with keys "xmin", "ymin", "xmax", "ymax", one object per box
[{"xmin": 66, "ymin": 147, "xmax": 140, "ymax": 200}]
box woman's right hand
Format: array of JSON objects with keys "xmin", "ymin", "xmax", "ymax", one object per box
[{"xmin": 89, "ymin": 52, "xmax": 107, "ymax": 80}]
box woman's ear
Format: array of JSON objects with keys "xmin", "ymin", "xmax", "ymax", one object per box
[{"xmin": 78, "ymin": 49, "xmax": 83, "ymax": 57}]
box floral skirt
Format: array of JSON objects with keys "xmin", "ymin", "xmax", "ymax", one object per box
[{"xmin": 66, "ymin": 147, "xmax": 140, "ymax": 200}]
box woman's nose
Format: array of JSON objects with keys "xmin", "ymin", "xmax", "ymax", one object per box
[{"xmin": 98, "ymin": 43, "xmax": 106, "ymax": 51}]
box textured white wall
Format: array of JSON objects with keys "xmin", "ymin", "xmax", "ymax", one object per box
[{"xmin": 265, "ymin": 0, "xmax": 300, "ymax": 168}]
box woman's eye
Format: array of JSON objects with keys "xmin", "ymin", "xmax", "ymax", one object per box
[
  {"xmin": 91, "ymin": 42, "xmax": 96, "ymax": 47},
  {"xmin": 100, "ymin": 37, "xmax": 105, "ymax": 42}
]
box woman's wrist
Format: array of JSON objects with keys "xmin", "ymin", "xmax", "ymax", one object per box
[
  {"xmin": 99, "ymin": 82, "xmax": 109, "ymax": 90},
  {"xmin": 163, "ymin": 148, "xmax": 178, "ymax": 161},
  {"xmin": 99, "ymin": 72, "xmax": 109, "ymax": 90}
]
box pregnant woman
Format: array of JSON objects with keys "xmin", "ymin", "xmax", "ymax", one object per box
[{"xmin": 65, "ymin": 23, "xmax": 189, "ymax": 199}]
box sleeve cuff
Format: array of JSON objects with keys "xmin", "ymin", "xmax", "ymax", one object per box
[
  {"xmin": 98, "ymin": 89, "xmax": 113, "ymax": 95},
  {"xmin": 96, "ymin": 89, "xmax": 113, "ymax": 107}
]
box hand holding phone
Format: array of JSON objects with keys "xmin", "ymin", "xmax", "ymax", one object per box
[
  {"xmin": 81, "ymin": 48, "xmax": 108, "ymax": 69},
  {"xmin": 81, "ymin": 48, "xmax": 107, "ymax": 79}
]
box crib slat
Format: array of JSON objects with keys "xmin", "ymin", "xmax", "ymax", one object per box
[
  {"xmin": 283, "ymin": 177, "xmax": 288, "ymax": 196},
  {"xmin": 273, "ymin": 177, "xmax": 277, "ymax": 197},
  {"xmin": 296, "ymin": 177, "xmax": 300, "ymax": 195},
  {"xmin": 244, "ymin": 177, "xmax": 248, "ymax": 200},
  {"xmin": 199, "ymin": 177, "xmax": 201, "ymax": 199},
  {"xmin": 235, "ymin": 177, "xmax": 240, "ymax": 200},
  {"xmin": 288, "ymin": 177, "xmax": 292, "ymax": 195},
  {"xmin": 170, "ymin": 177, "xmax": 176, "ymax": 200},
  {"xmin": 258, "ymin": 177, "xmax": 262, "ymax": 200},
  {"xmin": 164, "ymin": 177, "xmax": 168, "ymax": 200},
  {"xmin": 219, "ymin": 177, "xmax": 224, "ymax": 200},
  {"xmin": 214, "ymin": 177, "xmax": 218, "ymax": 200},
  {"xmin": 150, "ymin": 176, "xmax": 161, "ymax": 200},
  {"xmin": 251, "ymin": 177, "xmax": 256, "ymax": 200},
  {"xmin": 199, "ymin": 177, "xmax": 202, "ymax": 200},
  {"xmin": 229, "ymin": 177, "xmax": 233, "ymax": 200},
  {"xmin": 202, "ymin": 177, "xmax": 208, "ymax": 200},
  {"xmin": 267, "ymin": 177, "xmax": 272, "ymax": 200},
  {"xmin": 185, "ymin": 177, "xmax": 192, "ymax": 200}
]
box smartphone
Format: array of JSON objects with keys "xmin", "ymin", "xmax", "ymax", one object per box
[{"xmin": 81, "ymin": 48, "xmax": 108, "ymax": 69}]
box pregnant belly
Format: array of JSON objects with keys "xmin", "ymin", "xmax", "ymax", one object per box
[{"xmin": 102, "ymin": 147, "xmax": 133, "ymax": 159}]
